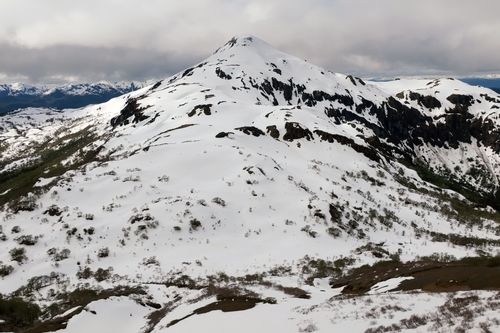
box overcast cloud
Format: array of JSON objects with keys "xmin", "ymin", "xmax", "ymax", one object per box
[{"xmin": 1, "ymin": 0, "xmax": 499, "ymax": 83}]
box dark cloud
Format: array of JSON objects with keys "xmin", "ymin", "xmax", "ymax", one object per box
[
  {"xmin": 1, "ymin": 0, "xmax": 499, "ymax": 83},
  {"xmin": 0, "ymin": 43, "xmax": 199, "ymax": 84}
]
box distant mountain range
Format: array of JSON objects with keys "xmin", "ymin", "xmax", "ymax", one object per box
[
  {"xmin": 460, "ymin": 77, "xmax": 500, "ymax": 93},
  {"xmin": 1, "ymin": 78, "xmax": 498, "ymax": 116},
  {"xmin": 0, "ymin": 82, "xmax": 145, "ymax": 114}
]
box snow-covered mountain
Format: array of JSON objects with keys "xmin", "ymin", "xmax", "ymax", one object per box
[
  {"xmin": 0, "ymin": 36, "xmax": 499, "ymax": 332},
  {"xmin": 0, "ymin": 81, "xmax": 145, "ymax": 114}
]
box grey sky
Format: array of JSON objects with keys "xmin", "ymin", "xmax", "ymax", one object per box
[{"xmin": 1, "ymin": 0, "xmax": 499, "ymax": 83}]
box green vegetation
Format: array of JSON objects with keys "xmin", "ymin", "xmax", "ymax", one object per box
[
  {"xmin": 0, "ymin": 127, "xmax": 105, "ymax": 209},
  {"xmin": 400, "ymin": 158, "xmax": 500, "ymax": 213},
  {"xmin": 395, "ymin": 162, "xmax": 500, "ymax": 227},
  {"xmin": 424, "ymin": 230, "xmax": 500, "ymax": 247},
  {"xmin": 0, "ymin": 296, "xmax": 41, "ymax": 329}
]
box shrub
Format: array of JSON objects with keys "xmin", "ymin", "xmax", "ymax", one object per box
[
  {"xmin": 301, "ymin": 225, "xmax": 318, "ymax": 238},
  {"xmin": 43, "ymin": 205, "xmax": 62, "ymax": 216},
  {"xmin": 9, "ymin": 195, "xmax": 38, "ymax": 213},
  {"xmin": 76, "ymin": 267, "xmax": 93, "ymax": 279},
  {"xmin": 47, "ymin": 248, "xmax": 71, "ymax": 262},
  {"xmin": 212, "ymin": 197, "xmax": 226, "ymax": 207},
  {"xmin": 0, "ymin": 296, "xmax": 41, "ymax": 328},
  {"xmin": 190, "ymin": 219, "xmax": 202, "ymax": 231},
  {"xmin": 97, "ymin": 247, "xmax": 109, "ymax": 258},
  {"xmin": 15, "ymin": 235, "xmax": 38, "ymax": 246},
  {"xmin": 9, "ymin": 247, "xmax": 27, "ymax": 264},
  {"xmin": 327, "ymin": 227, "xmax": 342, "ymax": 238},
  {"xmin": 0, "ymin": 263, "xmax": 14, "ymax": 277},
  {"xmin": 94, "ymin": 267, "xmax": 113, "ymax": 282}
]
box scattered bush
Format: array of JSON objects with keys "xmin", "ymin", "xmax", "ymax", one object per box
[
  {"xmin": 190, "ymin": 219, "xmax": 202, "ymax": 231},
  {"xmin": 212, "ymin": 197, "xmax": 226, "ymax": 207},
  {"xmin": 94, "ymin": 267, "xmax": 113, "ymax": 282},
  {"xmin": 9, "ymin": 247, "xmax": 27, "ymax": 264},
  {"xmin": 9, "ymin": 195, "xmax": 38, "ymax": 213},
  {"xmin": 47, "ymin": 248, "xmax": 71, "ymax": 262},
  {"xmin": 43, "ymin": 205, "xmax": 62, "ymax": 216},
  {"xmin": 0, "ymin": 263, "xmax": 14, "ymax": 277},
  {"xmin": 83, "ymin": 227, "xmax": 95, "ymax": 235},
  {"xmin": 0, "ymin": 296, "xmax": 41, "ymax": 328},
  {"xmin": 97, "ymin": 247, "xmax": 109, "ymax": 258},
  {"xmin": 327, "ymin": 227, "xmax": 342, "ymax": 238},
  {"xmin": 301, "ymin": 225, "xmax": 318, "ymax": 238},
  {"xmin": 15, "ymin": 235, "xmax": 38, "ymax": 246}
]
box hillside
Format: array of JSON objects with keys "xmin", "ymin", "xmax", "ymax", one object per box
[{"xmin": 0, "ymin": 36, "xmax": 499, "ymax": 332}]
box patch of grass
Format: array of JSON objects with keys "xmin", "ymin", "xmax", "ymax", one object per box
[
  {"xmin": 399, "ymin": 158, "xmax": 500, "ymax": 213},
  {"xmin": 0, "ymin": 127, "xmax": 106, "ymax": 209}
]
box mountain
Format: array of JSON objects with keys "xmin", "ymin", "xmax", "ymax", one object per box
[
  {"xmin": 0, "ymin": 81, "xmax": 145, "ymax": 114},
  {"xmin": 0, "ymin": 36, "xmax": 499, "ymax": 332}
]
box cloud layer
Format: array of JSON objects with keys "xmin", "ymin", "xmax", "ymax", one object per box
[{"xmin": 1, "ymin": 0, "xmax": 499, "ymax": 83}]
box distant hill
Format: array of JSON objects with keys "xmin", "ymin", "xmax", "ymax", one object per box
[{"xmin": 0, "ymin": 82, "xmax": 144, "ymax": 114}]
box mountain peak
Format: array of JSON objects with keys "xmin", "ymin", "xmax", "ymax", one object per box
[{"xmin": 213, "ymin": 35, "xmax": 277, "ymax": 56}]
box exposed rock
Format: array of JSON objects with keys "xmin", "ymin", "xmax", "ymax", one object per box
[
  {"xmin": 188, "ymin": 104, "xmax": 213, "ymax": 117},
  {"xmin": 110, "ymin": 98, "xmax": 149, "ymax": 128},
  {"xmin": 408, "ymin": 92, "xmax": 442, "ymax": 109},
  {"xmin": 215, "ymin": 67, "xmax": 232, "ymax": 80},
  {"xmin": 235, "ymin": 126, "xmax": 265, "ymax": 137},
  {"xmin": 266, "ymin": 125, "xmax": 280, "ymax": 139},
  {"xmin": 283, "ymin": 122, "xmax": 313, "ymax": 141}
]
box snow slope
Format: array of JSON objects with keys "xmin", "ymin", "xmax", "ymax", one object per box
[{"xmin": 0, "ymin": 35, "xmax": 499, "ymax": 332}]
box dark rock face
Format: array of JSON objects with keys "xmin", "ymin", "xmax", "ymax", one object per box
[
  {"xmin": 215, "ymin": 132, "xmax": 232, "ymax": 138},
  {"xmin": 314, "ymin": 130, "xmax": 380, "ymax": 162},
  {"xmin": 235, "ymin": 126, "xmax": 265, "ymax": 137},
  {"xmin": 407, "ymin": 92, "xmax": 442, "ymax": 109},
  {"xmin": 271, "ymin": 78, "xmax": 294, "ymax": 102},
  {"xmin": 215, "ymin": 67, "xmax": 232, "ymax": 80},
  {"xmin": 110, "ymin": 98, "xmax": 149, "ymax": 128},
  {"xmin": 249, "ymin": 76, "xmax": 354, "ymax": 109},
  {"xmin": 180, "ymin": 62, "xmax": 207, "ymax": 79},
  {"xmin": 480, "ymin": 94, "xmax": 500, "ymax": 103},
  {"xmin": 301, "ymin": 90, "xmax": 354, "ymax": 108},
  {"xmin": 283, "ymin": 122, "xmax": 313, "ymax": 141},
  {"xmin": 266, "ymin": 125, "xmax": 280, "ymax": 139},
  {"xmin": 447, "ymin": 94, "xmax": 474, "ymax": 107},
  {"xmin": 188, "ymin": 104, "xmax": 213, "ymax": 117},
  {"xmin": 346, "ymin": 75, "xmax": 357, "ymax": 86},
  {"xmin": 149, "ymin": 81, "xmax": 162, "ymax": 91},
  {"xmin": 470, "ymin": 117, "xmax": 500, "ymax": 153}
]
